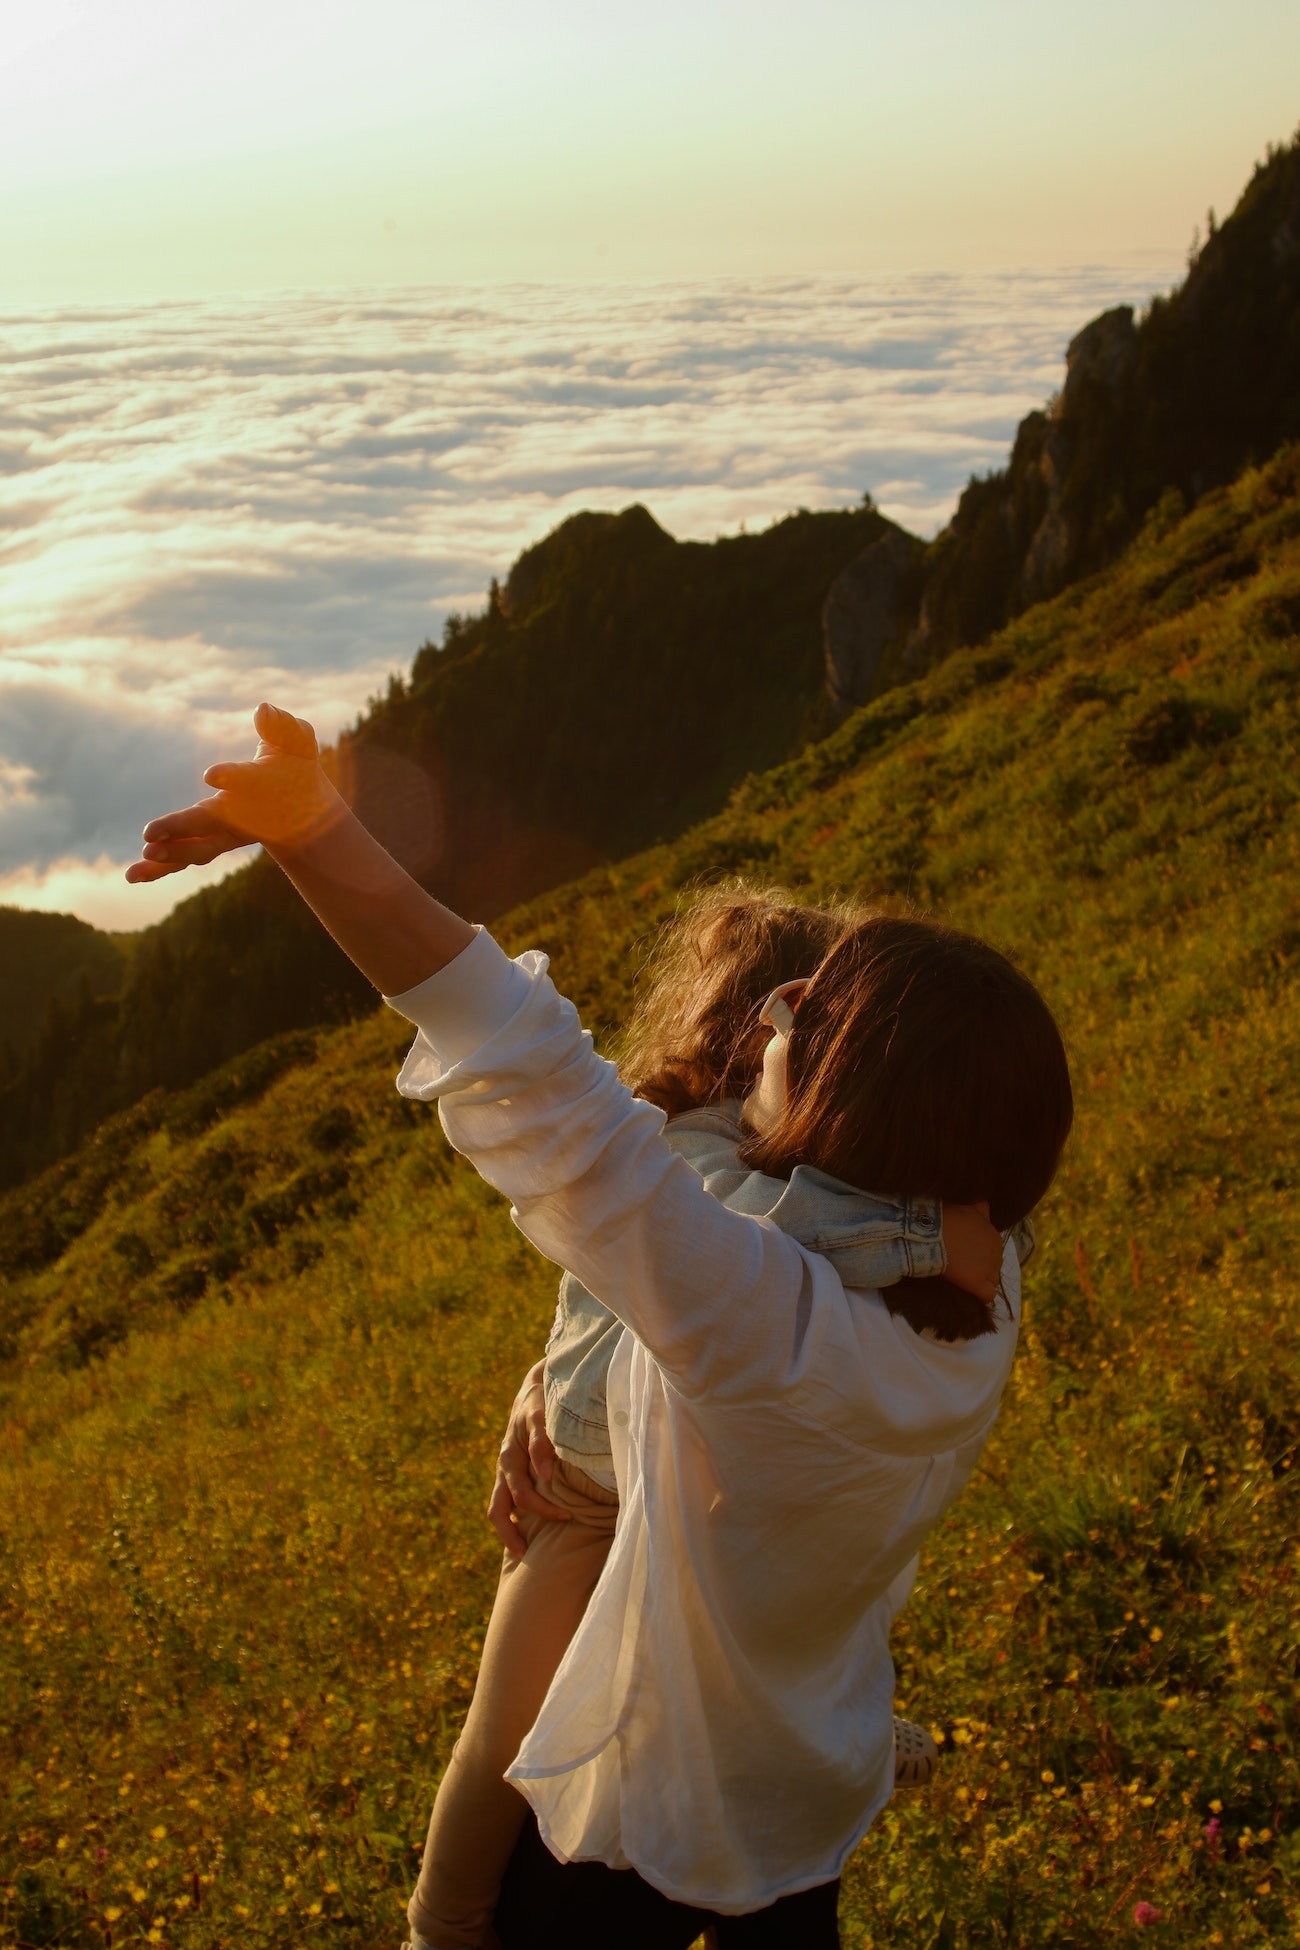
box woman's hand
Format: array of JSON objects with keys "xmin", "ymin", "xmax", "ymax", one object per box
[
  {"xmin": 125, "ymin": 701, "xmax": 474, "ymax": 996},
  {"xmin": 126, "ymin": 702, "xmax": 345, "ymax": 882},
  {"xmin": 941, "ymin": 1202, "xmax": 1004, "ymax": 1303},
  {"xmin": 488, "ymin": 1361, "xmax": 571, "ymax": 1557}
]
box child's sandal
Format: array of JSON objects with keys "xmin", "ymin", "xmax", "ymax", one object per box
[{"xmin": 893, "ymin": 1715, "xmax": 938, "ymax": 1788}]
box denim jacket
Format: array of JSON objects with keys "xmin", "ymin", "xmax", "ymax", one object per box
[{"xmin": 544, "ymin": 1103, "xmax": 961, "ymax": 1489}]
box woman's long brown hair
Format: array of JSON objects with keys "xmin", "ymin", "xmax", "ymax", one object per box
[{"xmin": 739, "ymin": 912, "xmax": 1074, "ymax": 1342}]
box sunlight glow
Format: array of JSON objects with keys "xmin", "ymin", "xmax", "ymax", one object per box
[{"xmin": 1, "ymin": 0, "xmax": 1295, "ymax": 297}]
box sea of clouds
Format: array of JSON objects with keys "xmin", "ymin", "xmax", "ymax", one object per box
[{"xmin": 0, "ymin": 268, "xmax": 1176, "ymax": 928}]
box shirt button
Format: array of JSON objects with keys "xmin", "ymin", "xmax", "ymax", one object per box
[{"xmin": 613, "ymin": 1410, "xmax": 629, "ymax": 1428}]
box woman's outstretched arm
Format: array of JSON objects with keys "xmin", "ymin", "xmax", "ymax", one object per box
[{"xmin": 126, "ymin": 702, "xmax": 474, "ymax": 996}]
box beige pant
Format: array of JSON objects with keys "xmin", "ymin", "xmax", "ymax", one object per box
[{"xmin": 408, "ymin": 1459, "xmax": 620, "ymax": 1950}]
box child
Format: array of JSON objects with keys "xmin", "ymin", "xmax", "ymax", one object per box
[{"xmin": 405, "ymin": 889, "xmax": 1016, "ymax": 1950}]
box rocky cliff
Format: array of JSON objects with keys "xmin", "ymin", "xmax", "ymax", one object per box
[{"xmin": 823, "ymin": 132, "xmax": 1300, "ymax": 709}]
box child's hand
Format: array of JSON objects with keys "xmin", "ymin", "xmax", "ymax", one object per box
[
  {"xmin": 126, "ymin": 702, "xmax": 345, "ymax": 883},
  {"xmin": 941, "ymin": 1202, "xmax": 1003, "ymax": 1303},
  {"xmin": 488, "ymin": 1360, "xmax": 571, "ymax": 1556}
]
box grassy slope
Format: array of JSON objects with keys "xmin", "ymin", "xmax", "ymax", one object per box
[{"xmin": 3, "ymin": 452, "xmax": 1300, "ymax": 1947}]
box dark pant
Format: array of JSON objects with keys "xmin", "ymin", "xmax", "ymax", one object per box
[{"xmin": 494, "ymin": 1812, "xmax": 841, "ymax": 1948}]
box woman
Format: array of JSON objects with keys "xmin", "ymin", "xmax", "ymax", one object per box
[{"xmin": 129, "ymin": 704, "xmax": 1073, "ymax": 1946}]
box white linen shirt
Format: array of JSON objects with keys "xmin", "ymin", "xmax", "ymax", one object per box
[{"xmin": 389, "ymin": 927, "xmax": 1021, "ymax": 1914}]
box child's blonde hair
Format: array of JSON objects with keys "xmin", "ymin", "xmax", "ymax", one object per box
[{"xmin": 619, "ymin": 882, "xmax": 856, "ymax": 1116}]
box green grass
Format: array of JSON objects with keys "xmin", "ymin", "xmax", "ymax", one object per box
[{"xmin": 3, "ymin": 450, "xmax": 1300, "ymax": 1946}]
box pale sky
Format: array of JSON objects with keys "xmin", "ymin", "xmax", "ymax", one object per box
[{"xmin": 1, "ymin": 0, "xmax": 1296, "ymax": 299}]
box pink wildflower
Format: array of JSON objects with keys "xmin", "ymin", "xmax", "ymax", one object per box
[
  {"xmin": 1133, "ymin": 1901, "xmax": 1163, "ymax": 1925},
  {"xmin": 1204, "ymin": 1815, "xmax": 1222, "ymax": 1851}
]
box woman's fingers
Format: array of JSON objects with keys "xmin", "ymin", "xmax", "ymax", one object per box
[
  {"xmin": 125, "ymin": 799, "xmax": 248, "ymax": 881},
  {"xmin": 942, "ymin": 1202, "xmax": 1004, "ymax": 1302},
  {"xmin": 485, "ymin": 1359, "xmax": 569, "ymax": 1547},
  {"xmin": 124, "ymin": 857, "xmax": 186, "ymax": 883},
  {"xmin": 508, "ymin": 1474, "xmax": 572, "ymax": 1523},
  {"xmin": 488, "ymin": 1469, "xmax": 527, "ymax": 1557},
  {"xmin": 202, "ymin": 761, "xmax": 255, "ymax": 792},
  {"xmin": 488, "ymin": 1463, "xmax": 573, "ymax": 1546},
  {"xmin": 135, "ymin": 839, "xmax": 233, "ymax": 872},
  {"xmin": 141, "ymin": 800, "xmax": 233, "ymax": 845},
  {"xmin": 253, "ymin": 700, "xmax": 318, "ymax": 758},
  {"xmin": 517, "ymin": 1372, "xmax": 564, "ymax": 1496},
  {"xmin": 142, "ymin": 821, "xmax": 242, "ymax": 865},
  {"xmin": 125, "ymin": 838, "xmax": 234, "ymax": 880},
  {"xmin": 150, "ymin": 838, "xmax": 239, "ymax": 866},
  {"xmin": 527, "ymin": 1424, "xmax": 559, "ymax": 1486},
  {"xmin": 499, "ymin": 1432, "xmax": 571, "ymax": 1522},
  {"xmin": 524, "ymin": 1395, "xmax": 559, "ymax": 1485},
  {"xmin": 489, "ymin": 1446, "xmax": 571, "ymax": 1552}
]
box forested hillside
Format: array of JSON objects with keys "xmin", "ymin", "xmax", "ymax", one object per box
[
  {"xmin": 0, "ymin": 909, "xmax": 128, "ymax": 1063},
  {"xmin": 0, "ymin": 862, "xmax": 376, "ymax": 1191},
  {"xmin": 2, "ymin": 445, "xmax": 1298, "ymax": 1947}
]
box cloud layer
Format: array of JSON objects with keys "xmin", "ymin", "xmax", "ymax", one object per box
[{"xmin": 0, "ymin": 268, "xmax": 1175, "ymax": 925}]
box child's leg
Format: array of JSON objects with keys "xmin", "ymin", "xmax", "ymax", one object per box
[{"xmin": 407, "ymin": 1460, "xmax": 619, "ymax": 1950}]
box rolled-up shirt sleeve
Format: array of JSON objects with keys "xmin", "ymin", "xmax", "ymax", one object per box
[{"xmin": 386, "ymin": 925, "xmax": 538, "ymax": 1072}]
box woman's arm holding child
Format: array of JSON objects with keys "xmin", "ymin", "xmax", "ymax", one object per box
[
  {"xmin": 489, "ymin": 1361, "xmax": 567, "ymax": 1556},
  {"xmin": 942, "ymin": 1203, "xmax": 1004, "ymax": 1304}
]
